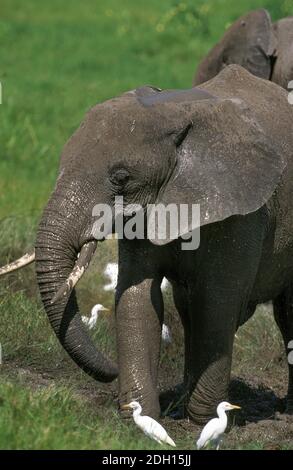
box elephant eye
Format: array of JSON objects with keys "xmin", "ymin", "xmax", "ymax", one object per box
[{"xmin": 109, "ymin": 168, "xmax": 130, "ymax": 186}]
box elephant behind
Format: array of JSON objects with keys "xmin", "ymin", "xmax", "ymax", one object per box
[{"xmin": 193, "ymin": 9, "xmax": 293, "ymax": 90}]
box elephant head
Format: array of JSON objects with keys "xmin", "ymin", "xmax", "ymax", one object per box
[
  {"xmin": 193, "ymin": 9, "xmax": 293, "ymax": 90},
  {"xmin": 271, "ymin": 17, "xmax": 293, "ymax": 89}
]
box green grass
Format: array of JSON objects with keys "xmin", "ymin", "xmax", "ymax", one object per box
[
  {"xmin": 0, "ymin": 381, "xmax": 178, "ymax": 450},
  {"xmin": 1, "ymin": 0, "xmax": 293, "ymax": 450},
  {"xmin": 1, "ymin": 0, "xmax": 292, "ymax": 222}
]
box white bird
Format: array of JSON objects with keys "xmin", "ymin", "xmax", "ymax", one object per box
[
  {"xmin": 196, "ymin": 401, "xmax": 241, "ymax": 450},
  {"xmin": 160, "ymin": 278, "xmax": 171, "ymax": 343},
  {"xmin": 161, "ymin": 277, "xmax": 169, "ymax": 291},
  {"xmin": 82, "ymin": 304, "xmax": 109, "ymax": 329},
  {"xmin": 122, "ymin": 401, "xmax": 176, "ymax": 447},
  {"xmin": 162, "ymin": 323, "xmax": 172, "ymax": 343},
  {"xmin": 103, "ymin": 262, "xmax": 118, "ymax": 291}
]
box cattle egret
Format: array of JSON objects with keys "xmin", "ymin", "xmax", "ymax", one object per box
[
  {"xmin": 161, "ymin": 277, "xmax": 169, "ymax": 291},
  {"xmin": 104, "ymin": 262, "xmax": 118, "ymax": 291},
  {"xmin": 122, "ymin": 401, "xmax": 176, "ymax": 447},
  {"xmin": 162, "ymin": 323, "xmax": 172, "ymax": 343},
  {"xmin": 82, "ymin": 304, "xmax": 109, "ymax": 329},
  {"xmin": 196, "ymin": 401, "xmax": 241, "ymax": 450}
]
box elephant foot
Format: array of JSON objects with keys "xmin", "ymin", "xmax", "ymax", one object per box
[
  {"xmin": 186, "ymin": 388, "xmax": 228, "ymax": 425},
  {"xmin": 159, "ymin": 383, "xmax": 187, "ymax": 419},
  {"xmin": 186, "ymin": 407, "xmax": 215, "ymax": 425}
]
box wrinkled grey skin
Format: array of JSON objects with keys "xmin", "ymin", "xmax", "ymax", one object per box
[
  {"xmin": 35, "ymin": 65, "xmax": 293, "ymax": 423},
  {"xmin": 193, "ymin": 9, "xmax": 293, "ymax": 90}
]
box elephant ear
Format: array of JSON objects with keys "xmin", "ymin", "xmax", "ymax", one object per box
[
  {"xmin": 193, "ymin": 9, "xmax": 276, "ymax": 86},
  {"xmin": 149, "ymin": 78, "xmax": 286, "ymax": 245},
  {"xmin": 271, "ymin": 17, "xmax": 293, "ymax": 89}
]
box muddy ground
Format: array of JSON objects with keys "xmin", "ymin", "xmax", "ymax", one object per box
[
  {"xmin": 1, "ymin": 265, "xmax": 293, "ymax": 449},
  {"xmin": 3, "ymin": 343, "xmax": 293, "ymax": 450}
]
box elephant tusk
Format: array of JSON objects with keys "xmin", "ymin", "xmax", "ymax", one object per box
[
  {"xmin": 0, "ymin": 249, "xmax": 35, "ymax": 276},
  {"xmin": 50, "ymin": 240, "xmax": 97, "ymax": 304}
]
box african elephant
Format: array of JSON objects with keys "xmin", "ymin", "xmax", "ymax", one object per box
[
  {"xmin": 193, "ymin": 9, "xmax": 293, "ymax": 90},
  {"xmin": 1, "ymin": 65, "xmax": 293, "ymax": 424}
]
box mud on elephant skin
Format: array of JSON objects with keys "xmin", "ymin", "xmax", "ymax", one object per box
[
  {"xmin": 193, "ymin": 9, "xmax": 293, "ymax": 90},
  {"xmin": 2, "ymin": 65, "xmax": 293, "ymax": 424}
]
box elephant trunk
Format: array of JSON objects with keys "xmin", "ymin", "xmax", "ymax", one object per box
[{"xmin": 35, "ymin": 180, "xmax": 118, "ymax": 383}]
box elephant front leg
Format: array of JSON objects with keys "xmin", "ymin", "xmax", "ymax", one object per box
[
  {"xmin": 186, "ymin": 299, "xmax": 236, "ymax": 424},
  {"xmin": 185, "ymin": 213, "xmax": 265, "ymax": 424},
  {"xmin": 116, "ymin": 277, "xmax": 163, "ymax": 419}
]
